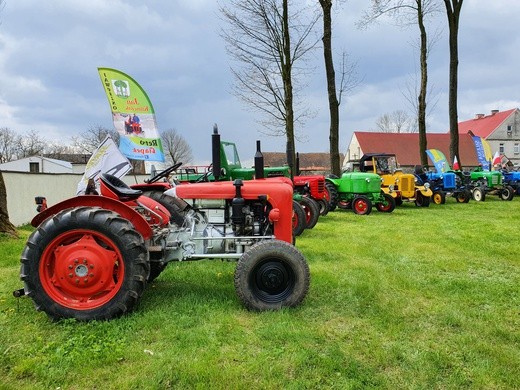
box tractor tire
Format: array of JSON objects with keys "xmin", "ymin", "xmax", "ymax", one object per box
[
  {"xmin": 20, "ymin": 207, "xmax": 149, "ymax": 321},
  {"xmin": 317, "ymin": 199, "xmax": 329, "ymax": 217},
  {"xmin": 292, "ymin": 200, "xmax": 306, "ymax": 237},
  {"xmin": 352, "ymin": 195, "xmax": 372, "ymax": 215},
  {"xmin": 147, "ymin": 261, "xmax": 168, "ymax": 283},
  {"xmin": 142, "ymin": 190, "xmax": 187, "ymax": 227},
  {"xmin": 234, "ymin": 240, "xmax": 310, "ymax": 311},
  {"xmin": 324, "ymin": 182, "xmax": 339, "ymax": 212},
  {"xmin": 500, "ymin": 186, "xmax": 515, "ymax": 201},
  {"xmin": 337, "ymin": 200, "xmax": 351, "ymax": 210},
  {"xmin": 455, "ymin": 190, "xmax": 471, "ymax": 203},
  {"xmin": 472, "ymin": 187, "xmax": 486, "ymax": 202},
  {"xmin": 432, "ymin": 191, "xmax": 446, "ymax": 205},
  {"xmin": 376, "ymin": 193, "xmax": 396, "ymax": 213},
  {"xmin": 298, "ymin": 197, "xmax": 320, "ymax": 229},
  {"xmin": 415, "ymin": 192, "xmax": 430, "ymax": 207}
]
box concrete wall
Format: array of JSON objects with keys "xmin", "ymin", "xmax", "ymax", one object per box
[{"xmin": 2, "ymin": 171, "xmax": 149, "ymax": 226}]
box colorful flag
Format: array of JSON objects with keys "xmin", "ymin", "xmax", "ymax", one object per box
[
  {"xmin": 98, "ymin": 68, "xmax": 165, "ymax": 162},
  {"xmin": 471, "ymin": 135, "xmax": 492, "ymax": 171},
  {"xmin": 453, "ymin": 156, "xmax": 460, "ymax": 171},
  {"xmin": 426, "ymin": 149, "xmax": 448, "ymax": 173},
  {"xmin": 76, "ymin": 135, "xmax": 132, "ymax": 195}
]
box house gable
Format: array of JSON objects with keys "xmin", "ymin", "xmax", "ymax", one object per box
[{"xmin": 457, "ymin": 108, "xmax": 517, "ymax": 139}]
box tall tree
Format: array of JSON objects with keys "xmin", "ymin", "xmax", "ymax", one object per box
[
  {"xmin": 15, "ymin": 129, "xmax": 47, "ymax": 158},
  {"xmin": 360, "ymin": 0, "xmax": 439, "ymax": 166},
  {"xmin": 318, "ymin": 0, "xmax": 340, "ymax": 175},
  {"xmin": 220, "ymin": 0, "xmax": 319, "ymax": 174},
  {"xmin": 160, "ymin": 128, "xmax": 193, "ymax": 165},
  {"xmin": 443, "ymin": 0, "xmax": 463, "ymax": 166}
]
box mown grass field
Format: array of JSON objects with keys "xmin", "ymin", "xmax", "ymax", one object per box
[{"xmin": 1, "ymin": 196, "xmax": 519, "ymax": 389}]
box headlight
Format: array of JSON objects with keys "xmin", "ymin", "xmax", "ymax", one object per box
[
  {"xmin": 424, "ymin": 182, "xmax": 430, "ymax": 189},
  {"xmin": 365, "ymin": 178, "xmax": 370, "ymax": 182},
  {"xmin": 389, "ymin": 185, "xmax": 395, "ymax": 192}
]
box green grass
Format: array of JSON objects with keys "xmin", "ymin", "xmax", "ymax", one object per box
[{"xmin": 1, "ymin": 197, "xmax": 519, "ymax": 389}]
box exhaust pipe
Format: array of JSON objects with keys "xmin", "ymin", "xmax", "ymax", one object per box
[
  {"xmin": 212, "ymin": 124, "xmax": 221, "ymax": 181},
  {"xmin": 254, "ymin": 140, "xmax": 264, "ymax": 179}
]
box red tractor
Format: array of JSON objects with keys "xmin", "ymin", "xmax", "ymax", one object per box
[{"xmin": 16, "ymin": 170, "xmax": 310, "ymax": 321}]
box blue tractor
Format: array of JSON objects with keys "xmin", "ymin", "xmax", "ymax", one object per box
[{"xmin": 414, "ymin": 149, "xmax": 472, "ymax": 205}]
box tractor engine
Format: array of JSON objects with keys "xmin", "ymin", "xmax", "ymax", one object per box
[{"xmin": 154, "ymin": 178, "xmax": 291, "ymax": 262}]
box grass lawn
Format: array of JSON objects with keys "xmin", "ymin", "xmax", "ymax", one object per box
[{"xmin": 0, "ymin": 197, "xmax": 519, "ymax": 389}]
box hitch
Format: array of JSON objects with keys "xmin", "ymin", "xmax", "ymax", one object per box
[{"xmin": 13, "ymin": 288, "xmax": 25, "ymax": 298}]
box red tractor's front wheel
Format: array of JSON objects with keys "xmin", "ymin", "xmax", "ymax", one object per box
[
  {"xmin": 21, "ymin": 207, "xmax": 149, "ymax": 321},
  {"xmin": 234, "ymin": 240, "xmax": 310, "ymax": 311},
  {"xmin": 298, "ymin": 197, "xmax": 320, "ymax": 229}
]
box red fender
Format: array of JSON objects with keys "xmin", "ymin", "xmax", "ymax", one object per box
[{"xmin": 31, "ymin": 195, "xmax": 153, "ymax": 240}]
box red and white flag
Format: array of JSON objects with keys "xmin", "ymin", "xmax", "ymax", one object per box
[
  {"xmin": 492, "ymin": 151, "xmax": 502, "ymax": 166},
  {"xmin": 453, "ymin": 156, "xmax": 460, "ymax": 170}
]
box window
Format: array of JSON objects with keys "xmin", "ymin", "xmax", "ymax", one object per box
[
  {"xmin": 507, "ymin": 125, "xmax": 513, "ymax": 137},
  {"xmin": 514, "ymin": 143, "xmax": 519, "ymax": 155},
  {"xmin": 29, "ymin": 162, "xmax": 40, "ymax": 173},
  {"xmin": 499, "ymin": 143, "xmax": 505, "ymax": 153}
]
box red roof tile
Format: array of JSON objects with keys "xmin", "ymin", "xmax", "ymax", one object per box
[
  {"xmin": 457, "ymin": 109, "xmax": 516, "ymax": 138},
  {"xmin": 354, "ymin": 132, "xmax": 479, "ymax": 167}
]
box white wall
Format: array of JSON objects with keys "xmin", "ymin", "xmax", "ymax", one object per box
[{"xmin": 2, "ymin": 171, "xmax": 149, "ymax": 226}]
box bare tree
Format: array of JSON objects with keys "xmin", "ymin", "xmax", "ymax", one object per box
[
  {"xmin": 443, "ymin": 0, "xmax": 463, "ymax": 166},
  {"xmin": 160, "ymin": 128, "xmax": 193, "ymax": 165},
  {"xmin": 375, "ymin": 110, "xmax": 417, "ymax": 133},
  {"xmin": 318, "ymin": 1, "xmax": 360, "ymax": 176},
  {"xmin": 15, "ymin": 130, "xmax": 47, "ymax": 158},
  {"xmin": 360, "ymin": 0, "xmax": 440, "ymax": 166},
  {"xmin": 71, "ymin": 125, "xmax": 120, "ymax": 154},
  {"xmin": 0, "ymin": 127, "xmax": 20, "ymax": 163},
  {"xmin": 220, "ymin": 0, "xmax": 319, "ymax": 173}
]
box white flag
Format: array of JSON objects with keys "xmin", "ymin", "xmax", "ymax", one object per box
[{"xmin": 76, "ymin": 135, "xmax": 132, "ymax": 195}]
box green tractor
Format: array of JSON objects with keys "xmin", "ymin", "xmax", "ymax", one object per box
[
  {"xmin": 469, "ymin": 167, "xmax": 514, "ymax": 201},
  {"xmin": 325, "ymin": 171, "xmax": 395, "ymax": 215}
]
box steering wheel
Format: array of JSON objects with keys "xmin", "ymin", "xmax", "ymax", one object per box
[
  {"xmin": 195, "ymin": 164, "xmax": 213, "ymax": 183},
  {"xmin": 145, "ymin": 162, "xmax": 183, "ymax": 184}
]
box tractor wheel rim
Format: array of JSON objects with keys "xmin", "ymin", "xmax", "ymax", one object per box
[
  {"xmin": 253, "ymin": 260, "xmax": 295, "ymax": 302},
  {"xmin": 354, "ymin": 200, "xmax": 367, "ymax": 213},
  {"xmin": 39, "ymin": 229, "xmax": 125, "ymax": 310}
]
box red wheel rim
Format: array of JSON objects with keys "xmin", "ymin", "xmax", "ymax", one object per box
[
  {"xmin": 39, "ymin": 229, "xmax": 125, "ymax": 310},
  {"xmin": 379, "ymin": 202, "xmax": 390, "ymax": 212},
  {"xmin": 354, "ymin": 199, "xmax": 368, "ymax": 214}
]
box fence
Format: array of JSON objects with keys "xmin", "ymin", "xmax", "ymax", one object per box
[{"xmin": 2, "ymin": 171, "xmax": 149, "ymax": 226}]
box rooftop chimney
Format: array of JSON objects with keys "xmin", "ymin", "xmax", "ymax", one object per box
[
  {"xmin": 491, "ymin": 109, "xmax": 499, "ymax": 115},
  {"xmin": 475, "ymin": 114, "xmax": 485, "ymax": 119}
]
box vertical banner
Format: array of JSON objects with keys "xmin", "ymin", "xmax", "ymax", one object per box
[
  {"xmin": 98, "ymin": 67, "xmax": 165, "ymax": 162},
  {"xmin": 426, "ymin": 149, "xmax": 448, "ymax": 173},
  {"xmin": 77, "ymin": 135, "xmax": 132, "ymax": 195},
  {"xmin": 471, "ymin": 135, "xmax": 492, "ymax": 171}
]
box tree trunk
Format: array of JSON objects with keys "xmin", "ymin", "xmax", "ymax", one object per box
[
  {"xmin": 320, "ymin": 0, "xmax": 341, "ymax": 176},
  {"xmin": 0, "ymin": 171, "xmax": 18, "ymax": 237},
  {"xmin": 417, "ymin": 2, "xmax": 428, "ymax": 167},
  {"xmin": 282, "ymin": 0, "xmax": 296, "ymax": 178},
  {"xmin": 444, "ymin": 0, "xmax": 463, "ymax": 166}
]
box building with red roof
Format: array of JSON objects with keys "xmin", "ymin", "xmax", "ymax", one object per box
[{"xmin": 344, "ymin": 108, "xmax": 520, "ymax": 171}]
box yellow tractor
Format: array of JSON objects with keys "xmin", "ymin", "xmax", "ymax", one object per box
[{"xmin": 359, "ymin": 153, "xmax": 432, "ymax": 207}]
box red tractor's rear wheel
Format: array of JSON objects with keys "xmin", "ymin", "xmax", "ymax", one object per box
[
  {"xmin": 298, "ymin": 197, "xmax": 319, "ymax": 229},
  {"xmin": 21, "ymin": 207, "xmax": 149, "ymax": 320},
  {"xmin": 324, "ymin": 181, "xmax": 339, "ymax": 212},
  {"xmin": 234, "ymin": 240, "xmax": 310, "ymax": 311},
  {"xmin": 292, "ymin": 200, "xmax": 306, "ymax": 237}
]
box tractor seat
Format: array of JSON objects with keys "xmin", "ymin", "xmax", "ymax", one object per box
[{"xmin": 99, "ymin": 173, "xmax": 142, "ymax": 201}]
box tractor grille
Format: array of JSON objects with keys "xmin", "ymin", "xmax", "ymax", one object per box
[
  {"xmin": 400, "ymin": 176, "xmax": 414, "ymax": 192},
  {"xmin": 443, "ymin": 174, "xmax": 456, "ymax": 189},
  {"xmin": 491, "ymin": 175, "xmax": 500, "ymax": 185}
]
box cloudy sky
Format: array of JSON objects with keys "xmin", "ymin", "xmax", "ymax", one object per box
[{"xmin": 0, "ymin": 0, "xmax": 519, "ymax": 164}]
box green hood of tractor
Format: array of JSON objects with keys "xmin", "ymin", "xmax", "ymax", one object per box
[{"xmin": 329, "ymin": 172, "xmax": 382, "ymax": 195}]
